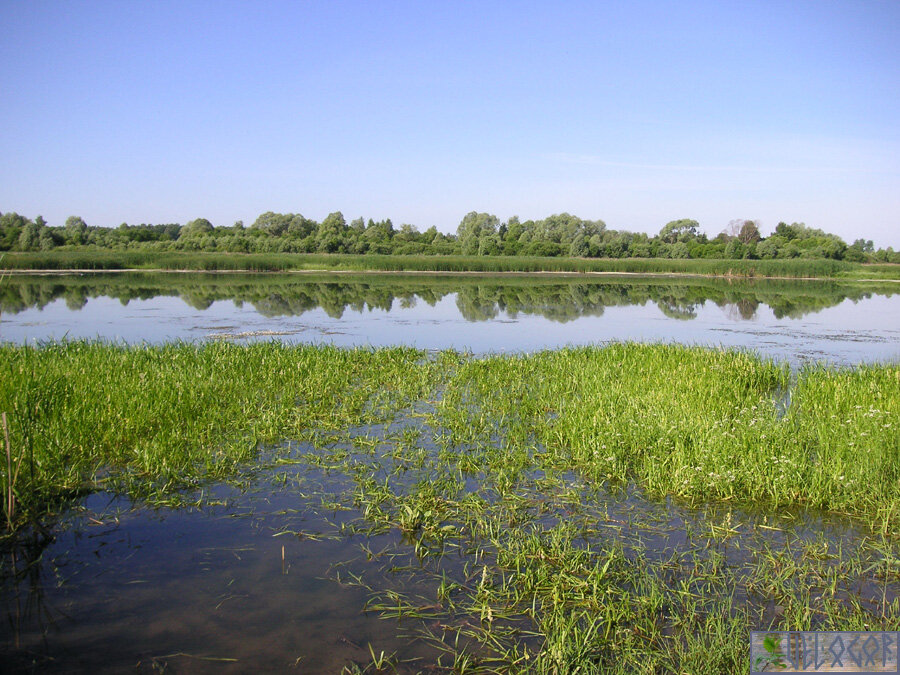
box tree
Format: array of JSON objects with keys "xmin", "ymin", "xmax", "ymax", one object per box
[
  {"xmin": 39, "ymin": 229, "xmax": 57, "ymax": 250},
  {"xmin": 395, "ymin": 224, "xmax": 420, "ymax": 242},
  {"xmin": 738, "ymin": 220, "xmax": 761, "ymax": 244},
  {"xmin": 569, "ymin": 232, "xmax": 589, "ymax": 257},
  {"xmin": 724, "ymin": 239, "xmax": 744, "ymax": 259},
  {"xmin": 250, "ymin": 212, "xmax": 299, "ymax": 237},
  {"xmin": 756, "ymin": 237, "xmax": 781, "ymax": 259},
  {"xmin": 659, "ymin": 219, "xmax": 699, "ymax": 244},
  {"xmin": 316, "ymin": 211, "xmax": 348, "ymax": 252},
  {"xmin": 670, "ymin": 241, "xmax": 690, "ymax": 259},
  {"xmin": 456, "ymin": 212, "xmax": 499, "ymax": 255},
  {"xmin": 18, "ymin": 222, "xmax": 40, "ymax": 251},
  {"xmin": 0, "ymin": 212, "xmax": 29, "ymax": 250},
  {"xmin": 286, "ymin": 215, "xmax": 315, "ymax": 238},
  {"xmin": 180, "ymin": 218, "xmax": 215, "ymax": 239},
  {"xmin": 64, "ymin": 216, "xmax": 88, "ymax": 246}
]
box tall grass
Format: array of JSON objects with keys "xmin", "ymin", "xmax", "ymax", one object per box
[
  {"xmin": 3, "ymin": 250, "xmax": 894, "ymax": 279},
  {"xmin": 2, "ymin": 341, "xmax": 896, "ymax": 531}
]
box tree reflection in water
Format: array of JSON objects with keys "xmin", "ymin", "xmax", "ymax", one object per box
[{"xmin": 1, "ymin": 272, "xmax": 894, "ymax": 324}]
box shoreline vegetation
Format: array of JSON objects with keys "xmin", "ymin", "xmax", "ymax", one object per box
[
  {"xmin": 4, "ymin": 211, "xmax": 898, "ymax": 268},
  {"xmin": 1, "ymin": 341, "xmax": 898, "ymax": 671},
  {"xmin": 1, "ymin": 250, "xmax": 899, "ymax": 280}
]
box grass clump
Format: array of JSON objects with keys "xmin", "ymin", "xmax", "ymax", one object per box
[
  {"xmin": 0, "ymin": 341, "xmax": 434, "ymax": 528},
  {"xmin": 435, "ymin": 344, "xmax": 900, "ymax": 530}
]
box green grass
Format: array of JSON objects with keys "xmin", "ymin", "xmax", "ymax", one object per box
[
  {"xmin": 1, "ymin": 341, "xmax": 896, "ymax": 530},
  {"xmin": 1, "ymin": 341, "xmax": 898, "ymax": 672},
  {"xmin": 4, "ymin": 250, "xmax": 898, "ymax": 279},
  {"xmin": 314, "ymin": 344, "xmax": 898, "ymax": 671},
  {"xmin": 0, "ymin": 342, "xmax": 435, "ymax": 524},
  {"xmin": 435, "ymin": 344, "xmax": 900, "ymax": 530}
]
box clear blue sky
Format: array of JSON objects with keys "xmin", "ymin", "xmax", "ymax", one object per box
[{"xmin": 2, "ymin": 0, "xmax": 898, "ymax": 246}]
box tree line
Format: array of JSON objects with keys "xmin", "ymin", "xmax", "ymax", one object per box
[{"xmin": 0, "ymin": 209, "xmax": 895, "ymax": 263}]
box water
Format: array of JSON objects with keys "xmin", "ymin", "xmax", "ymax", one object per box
[
  {"xmin": 1, "ymin": 272, "xmax": 898, "ymax": 366},
  {"xmin": 3, "ymin": 413, "xmax": 893, "ymax": 672},
  {"xmin": 1, "ymin": 272, "xmax": 898, "ymax": 671}
]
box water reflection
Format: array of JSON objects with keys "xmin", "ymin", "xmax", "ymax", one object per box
[
  {"xmin": 2, "ymin": 272, "xmax": 898, "ymax": 366},
  {"xmin": 1, "ymin": 272, "xmax": 895, "ymax": 323}
]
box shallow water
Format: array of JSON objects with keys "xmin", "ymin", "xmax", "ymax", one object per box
[
  {"xmin": 1, "ymin": 272, "xmax": 898, "ymax": 366},
  {"xmin": 1, "ymin": 273, "xmax": 898, "ymax": 671},
  {"xmin": 2, "ymin": 410, "xmax": 896, "ymax": 672}
]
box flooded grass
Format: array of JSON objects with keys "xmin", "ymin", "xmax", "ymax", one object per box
[
  {"xmin": 0, "ymin": 342, "xmax": 437, "ymax": 527},
  {"xmin": 1, "ymin": 342, "xmax": 898, "ymax": 672}
]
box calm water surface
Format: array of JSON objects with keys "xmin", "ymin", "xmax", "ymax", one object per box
[{"xmin": 1, "ymin": 272, "xmax": 898, "ymax": 365}]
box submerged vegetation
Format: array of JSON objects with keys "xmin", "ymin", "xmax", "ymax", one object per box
[{"xmin": 1, "ymin": 342, "xmax": 898, "ymax": 671}]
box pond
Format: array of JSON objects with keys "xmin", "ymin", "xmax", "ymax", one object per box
[
  {"xmin": 1, "ymin": 273, "xmax": 899, "ymax": 672},
  {"xmin": 1, "ymin": 272, "xmax": 898, "ymax": 366}
]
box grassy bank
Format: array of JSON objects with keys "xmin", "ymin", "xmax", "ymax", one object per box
[{"xmin": 3, "ymin": 250, "xmax": 898, "ymax": 279}]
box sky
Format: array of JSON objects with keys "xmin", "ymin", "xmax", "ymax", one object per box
[{"xmin": 1, "ymin": 1, "xmax": 898, "ymax": 247}]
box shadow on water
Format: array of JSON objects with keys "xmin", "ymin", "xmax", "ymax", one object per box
[{"xmin": 2, "ymin": 404, "xmax": 897, "ymax": 673}]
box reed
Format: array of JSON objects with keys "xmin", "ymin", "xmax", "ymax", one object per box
[{"xmin": 3, "ymin": 250, "xmax": 895, "ymax": 279}]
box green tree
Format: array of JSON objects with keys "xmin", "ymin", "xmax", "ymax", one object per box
[
  {"xmin": 178, "ymin": 218, "xmax": 215, "ymax": 242},
  {"xmin": 845, "ymin": 238, "xmax": 874, "ymax": 262},
  {"xmin": 316, "ymin": 211, "xmax": 348, "ymax": 253},
  {"xmin": 250, "ymin": 212, "xmax": 306, "ymax": 237},
  {"xmin": 0, "ymin": 212, "xmax": 29, "ymax": 250},
  {"xmin": 65, "ymin": 216, "xmax": 88, "ymax": 245},
  {"xmin": 774, "ymin": 222, "xmax": 799, "ymax": 240},
  {"xmin": 756, "ymin": 237, "xmax": 782, "ymax": 259},
  {"xmin": 724, "ymin": 239, "xmax": 744, "ymax": 259},
  {"xmin": 569, "ymin": 232, "xmax": 589, "ymax": 257},
  {"xmin": 456, "ymin": 212, "xmax": 499, "ymax": 255},
  {"xmin": 17, "ymin": 222, "xmax": 40, "ymax": 251},
  {"xmin": 659, "ymin": 219, "xmax": 699, "ymax": 244}
]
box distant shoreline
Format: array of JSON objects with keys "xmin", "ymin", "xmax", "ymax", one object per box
[
  {"xmin": 1, "ymin": 252, "xmax": 898, "ymax": 281},
  {"xmin": 3, "ymin": 267, "xmax": 899, "ymax": 284}
]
